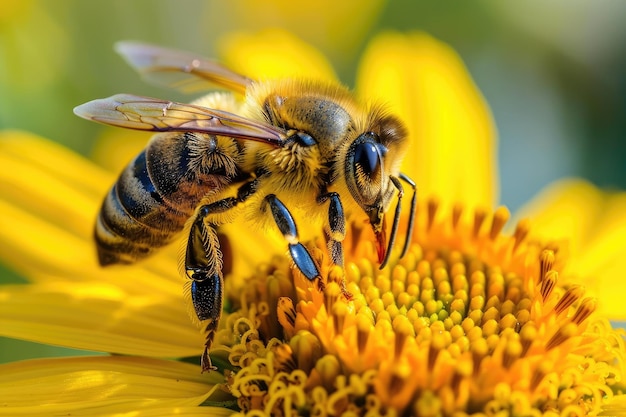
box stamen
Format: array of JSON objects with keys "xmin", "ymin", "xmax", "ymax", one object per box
[
  {"xmin": 553, "ymin": 285, "xmax": 585, "ymax": 315},
  {"xmin": 427, "ymin": 197, "xmax": 439, "ymax": 230},
  {"xmin": 291, "ymin": 331, "xmax": 322, "ymax": 373},
  {"xmin": 539, "ymin": 250, "xmax": 555, "ymax": 283},
  {"xmin": 273, "ymin": 343, "xmax": 297, "ymax": 372},
  {"xmin": 546, "ymin": 322, "xmax": 577, "ymax": 350},
  {"xmin": 570, "ymin": 297, "xmax": 597, "ymax": 325},
  {"xmin": 393, "ymin": 315, "xmax": 412, "ymax": 358},
  {"xmin": 277, "ymin": 297, "xmax": 297, "ymax": 337},
  {"xmin": 519, "ymin": 322, "xmax": 537, "ymax": 356},
  {"xmin": 512, "ymin": 219, "xmax": 530, "ymax": 252},
  {"xmin": 473, "ymin": 208, "xmax": 487, "ymax": 238},
  {"xmin": 502, "ymin": 335, "xmax": 522, "ymax": 368},
  {"xmin": 489, "ymin": 206, "xmax": 510, "ymax": 240},
  {"xmin": 452, "ymin": 203, "xmax": 463, "ymax": 229},
  {"xmin": 540, "ymin": 270, "xmax": 558, "ymax": 301},
  {"xmin": 356, "ymin": 312, "xmax": 372, "ymax": 353},
  {"xmin": 314, "ymin": 355, "xmax": 341, "ymax": 390},
  {"xmin": 530, "ymin": 361, "xmax": 550, "ymax": 391},
  {"xmin": 324, "ymin": 282, "xmax": 341, "ymax": 315}
]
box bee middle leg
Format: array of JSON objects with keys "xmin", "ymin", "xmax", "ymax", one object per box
[{"xmin": 263, "ymin": 194, "xmax": 322, "ymax": 286}]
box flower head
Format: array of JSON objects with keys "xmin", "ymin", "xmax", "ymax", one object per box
[
  {"xmin": 222, "ymin": 202, "xmax": 626, "ymax": 415},
  {"xmin": 1, "ymin": 30, "xmax": 625, "ymax": 417}
]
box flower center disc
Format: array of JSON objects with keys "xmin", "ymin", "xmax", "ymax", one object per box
[{"xmin": 217, "ymin": 201, "xmax": 623, "ymax": 416}]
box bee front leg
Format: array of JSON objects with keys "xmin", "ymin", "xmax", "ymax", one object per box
[
  {"xmin": 318, "ymin": 192, "xmax": 352, "ymax": 299},
  {"xmin": 185, "ymin": 206, "xmax": 223, "ymax": 373},
  {"xmin": 317, "ymin": 192, "xmax": 345, "ymax": 267},
  {"xmin": 263, "ymin": 194, "xmax": 322, "ymax": 285}
]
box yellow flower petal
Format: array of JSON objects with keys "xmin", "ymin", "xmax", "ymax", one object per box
[
  {"xmin": 210, "ymin": 0, "xmax": 385, "ymax": 64},
  {"xmin": 516, "ymin": 178, "xmax": 626, "ymax": 319},
  {"xmin": 0, "ymin": 130, "xmax": 110, "ymax": 201},
  {"xmin": 0, "ymin": 356, "xmax": 225, "ymax": 416},
  {"xmin": 0, "ymin": 131, "xmax": 179, "ymax": 286},
  {"xmin": 0, "ymin": 282, "xmax": 202, "ymax": 358},
  {"xmin": 218, "ymin": 28, "xmax": 337, "ymax": 80},
  {"xmin": 356, "ymin": 32, "xmax": 498, "ymax": 209},
  {"xmin": 90, "ymin": 128, "xmax": 154, "ymax": 174}
]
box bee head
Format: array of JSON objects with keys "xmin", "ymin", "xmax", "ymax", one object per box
[{"xmin": 344, "ymin": 114, "xmax": 408, "ymax": 263}]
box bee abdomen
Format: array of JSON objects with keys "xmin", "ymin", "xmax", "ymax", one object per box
[{"xmin": 95, "ymin": 151, "xmax": 189, "ymax": 266}]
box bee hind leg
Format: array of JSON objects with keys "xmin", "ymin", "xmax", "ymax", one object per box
[
  {"xmin": 185, "ymin": 178, "xmax": 259, "ymax": 372},
  {"xmin": 185, "ymin": 207, "xmax": 224, "ymax": 373},
  {"xmin": 263, "ymin": 194, "xmax": 322, "ymax": 287}
]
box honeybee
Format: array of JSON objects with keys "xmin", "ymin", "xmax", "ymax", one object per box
[{"xmin": 74, "ymin": 42, "xmax": 416, "ymax": 372}]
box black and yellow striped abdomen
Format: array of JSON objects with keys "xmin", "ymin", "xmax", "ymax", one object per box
[{"xmin": 95, "ymin": 132, "xmax": 239, "ymax": 266}]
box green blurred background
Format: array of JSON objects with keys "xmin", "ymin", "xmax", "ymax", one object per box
[{"xmin": 1, "ymin": 0, "xmax": 625, "ymax": 362}]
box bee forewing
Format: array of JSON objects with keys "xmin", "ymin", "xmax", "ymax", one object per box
[
  {"xmin": 74, "ymin": 94, "xmax": 288, "ymax": 145},
  {"xmin": 115, "ymin": 41, "xmax": 252, "ymax": 95}
]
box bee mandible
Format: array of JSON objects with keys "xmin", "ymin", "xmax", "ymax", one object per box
[{"xmin": 74, "ymin": 42, "xmax": 417, "ymax": 372}]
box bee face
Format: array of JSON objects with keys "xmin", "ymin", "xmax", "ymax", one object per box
[{"xmin": 342, "ymin": 113, "xmax": 408, "ymax": 261}]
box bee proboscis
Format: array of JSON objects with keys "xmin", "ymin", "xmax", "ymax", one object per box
[{"xmin": 74, "ymin": 42, "xmax": 416, "ymax": 372}]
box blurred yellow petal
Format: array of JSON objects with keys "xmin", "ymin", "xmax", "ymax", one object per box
[
  {"xmin": 0, "ymin": 131, "xmax": 178, "ymax": 287},
  {"xmin": 356, "ymin": 32, "xmax": 498, "ymax": 208},
  {"xmin": 0, "ymin": 356, "xmax": 225, "ymax": 416},
  {"xmin": 515, "ymin": 178, "xmax": 626, "ymax": 319},
  {"xmin": 0, "ymin": 282, "xmax": 202, "ymax": 358},
  {"xmin": 91, "ymin": 128, "xmax": 154, "ymax": 173},
  {"xmin": 0, "ymin": 130, "xmax": 110, "ymax": 200},
  {"xmin": 211, "ymin": 0, "xmax": 385, "ymax": 65},
  {"xmin": 218, "ymin": 28, "xmax": 337, "ymax": 80}
]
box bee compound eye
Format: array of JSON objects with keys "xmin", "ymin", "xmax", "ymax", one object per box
[
  {"xmin": 353, "ymin": 135, "xmax": 387, "ymax": 177},
  {"xmin": 354, "ymin": 142, "xmax": 380, "ymax": 175}
]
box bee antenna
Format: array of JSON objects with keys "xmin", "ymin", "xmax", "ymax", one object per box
[
  {"xmin": 399, "ymin": 173, "xmax": 417, "ymax": 258},
  {"xmin": 379, "ymin": 175, "xmax": 404, "ymax": 270}
]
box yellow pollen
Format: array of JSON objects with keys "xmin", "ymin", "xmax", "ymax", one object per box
[{"xmin": 218, "ymin": 203, "xmax": 624, "ymax": 417}]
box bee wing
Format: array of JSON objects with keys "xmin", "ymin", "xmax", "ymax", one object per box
[
  {"xmin": 115, "ymin": 41, "xmax": 252, "ymax": 95},
  {"xmin": 74, "ymin": 94, "xmax": 288, "ymax": 146}
]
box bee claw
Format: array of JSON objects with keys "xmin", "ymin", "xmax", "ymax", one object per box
[{"xmin": 316, "ymin": 278, "xmax": 326, "ymax": 293}]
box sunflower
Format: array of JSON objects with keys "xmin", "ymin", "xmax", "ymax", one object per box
[{"xmin": 1, "ymin": 30, "xmax": 625, "ymax": 416}]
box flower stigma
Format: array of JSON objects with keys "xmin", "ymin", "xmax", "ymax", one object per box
[{"xmin": 212, "ymin": 200, "xmax": 626, "ymax": 416}]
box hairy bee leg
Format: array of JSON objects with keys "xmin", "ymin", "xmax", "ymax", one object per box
[
  {"xmin": 185, "ymin": 211, "xmax": 223, "ymax": 373},
  {"xmin": 190, "ymin": 278, "xmax": 222, "ymax": 372},
  {"xmin": 398, "ymin": 173, "xmax": 417, "ymax": 258},
  {"xmin": 264, "ymin": 194, "xmax": 321, "ymax": 282},
  {"xmin": 186, "ymin": 178, "xmax": 259, "ymax": 372}
]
